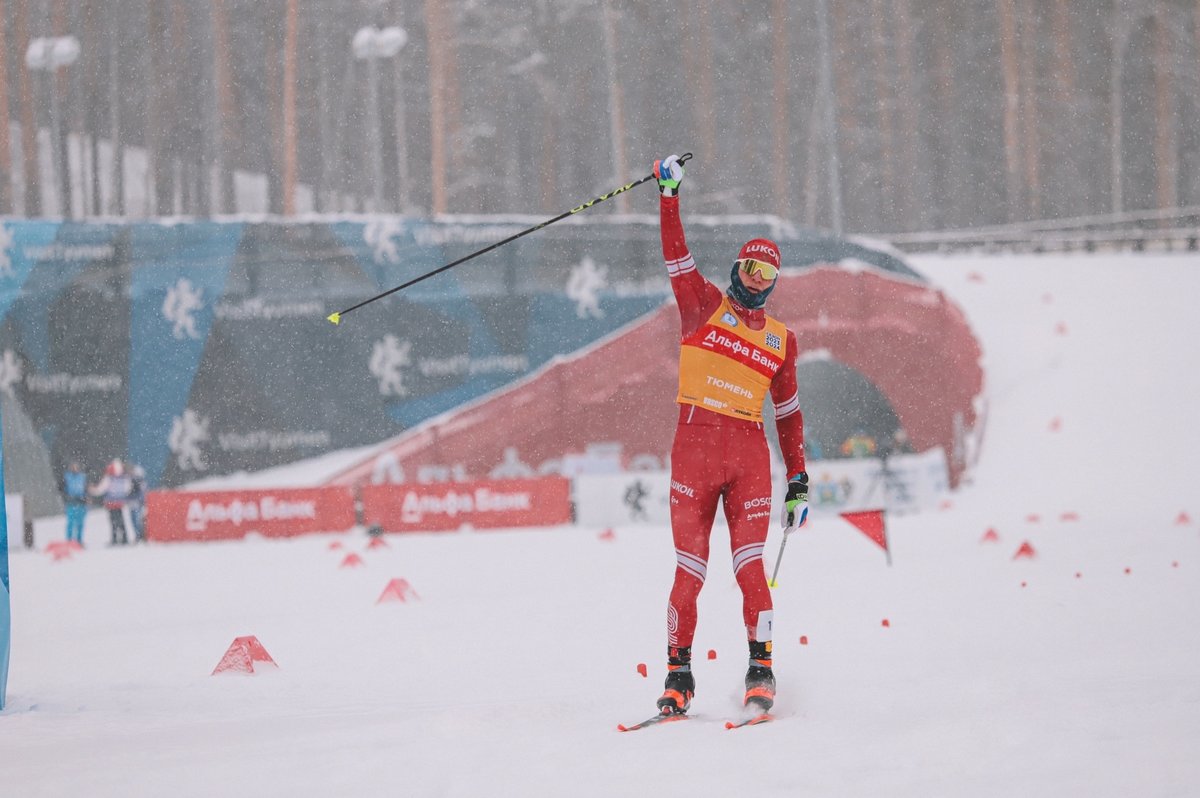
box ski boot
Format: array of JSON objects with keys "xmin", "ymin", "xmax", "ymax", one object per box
[
  {"xmin": 744, "ymin": 641, "xmax": 775, "ymax": 713},
  {"xmin": 656, "ymin": 647, "xmax": 694, "ymax": 715}
]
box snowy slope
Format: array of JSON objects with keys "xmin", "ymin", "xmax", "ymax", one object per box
[{"xmin": 3, "ymin": 252, "xmax": 1199, "ymax": 797}]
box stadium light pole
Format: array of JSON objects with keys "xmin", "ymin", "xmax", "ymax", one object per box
[
  {"xmin": 353, "ymin": 25, "xmax": 407, "ymax": 212},
  {"xmin": 25, "ymin": 36, "xmax": 80, "ymax": 219}
]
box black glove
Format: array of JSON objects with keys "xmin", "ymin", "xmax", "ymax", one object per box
[{"xmin": 782, "ymin": 472, "xmax": 809, "ymax": 528}]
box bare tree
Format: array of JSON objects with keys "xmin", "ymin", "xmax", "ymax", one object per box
[
  {"xmin": 211, "ymin": 0, "xmax": 235, "ymax": 214},
  {"xmin": 424, "ymin": 0, "xmax": 459, "ymax": 214},
  {"xmin": 996, "ymin": 0, "xmax": 1024, "ymax": 221},
  {"xmin": 1152, "ymin": 4, "xmax": 1178, "ymax": 211},
  {"xmin": 770, "ymin": 0, "xmax": 792, "ymax": 220},
  {"xmin": 890, "ymin": 0, "xmax": 924, "ymax": 230},
  {"xmin": 1048, "ymin": 0, "xmax": 1080, "ymax": 216},
  {"xmin": 1107, "ymin": 1, "xmax": 1137, "ymax": 214},
  {"xmin": 282, "ymin": 0, "xmax": 298, "ymax": 215},
  {"xmin": 682, "ymin": 0, "xmax": 717, "ymax": 168},
  {"xmin": 0, "ymin": 0, "xmax": 12, "ymax": 214},
  {"xmin": 106, "ymin": 0, "xmax": 123, "ymax": 216},
  {"xmin": 868, "ymin": 0, "xmax": 898, "ymax": 229},
  {"xmin": 1018, "ymin": 0, "xmax": 1042, "ymax": 219},
  {"xmin": 599, "ymin": 0, "xmax": 629, "ymax": 212}
]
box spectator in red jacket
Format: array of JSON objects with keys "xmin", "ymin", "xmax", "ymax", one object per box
[{"xmin": 90, "ymin": 458, "xmax": 132, "ymax": 546}]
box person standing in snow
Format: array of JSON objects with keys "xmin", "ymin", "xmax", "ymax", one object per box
[
  {"xmin": 91, "ymin": 458, "xmax": 133, "ymax": 546},
  {"xmin": 127, "ymin": 464, "xmax": 148, "ymax": 543},
  {"xmin": 60, "ymin": 460, "xmax": 89, "ymax": 546},
  {"xmin": 650, "ymin": 154, "xmax": 809, "ymax": 716}
]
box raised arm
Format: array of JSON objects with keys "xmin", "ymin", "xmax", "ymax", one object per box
[{"xmin": 654, "ymin": 155, "xmax": 722, "ymax": 338}]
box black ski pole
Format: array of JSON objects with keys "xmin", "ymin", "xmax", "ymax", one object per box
[{"xmin": 326, "ymin": 153, "xmax": 693, "ymax": 325}]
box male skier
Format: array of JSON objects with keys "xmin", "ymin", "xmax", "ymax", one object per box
[{"xmin": 651, "ymin": 154, "xmax": 809, "ymax": 717}]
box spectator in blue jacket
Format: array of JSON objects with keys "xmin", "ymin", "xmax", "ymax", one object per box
[
  {"xmin": 60, "ymin": 461, "xmax": 89, "ymax": 546},
  {"xmin": 90, "ymin": 458, "xmax": 132, "ymax": 546}
]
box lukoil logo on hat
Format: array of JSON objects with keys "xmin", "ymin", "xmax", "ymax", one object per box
[{"xmin": 738, "ymin": 238, "xmax": 781, "ymax": 270}]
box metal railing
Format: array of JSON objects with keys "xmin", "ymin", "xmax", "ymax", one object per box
[{"xmin": 888, "ymin": 206, "xmax": 1200, "ymax": 255}]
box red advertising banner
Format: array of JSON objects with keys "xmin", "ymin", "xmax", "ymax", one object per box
[
  {"xmin": 146, "ymin": 487, "xmax": 357, "ymax": 542},
  {"xmin": 361, "ymin": 477, "xmax": 572, "ymax": 533}
]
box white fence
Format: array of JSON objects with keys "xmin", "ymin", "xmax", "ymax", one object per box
[{"xmin": 574, "ymin": 449, "xmax": 949, "ymax": 529}]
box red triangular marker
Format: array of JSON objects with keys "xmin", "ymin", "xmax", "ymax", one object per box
[
  {"xmin": 376, "ymin": 578, "xmax": 419, "ymax": 604},
  {"xmin": 366, "ymin": 536, "xmax": 390, "ymax": 550},
  {"xmin": 340, "ymin": 553, "xmax": 365, "ymax": 568},
  {"xmin": 1060, "ymin": 512, "xmax": 1079, "ymax": 522},
  {"xmin": 1176, "ymin": 512, "xmax": 1191, "ymax": 526},
  {"xmin": 212, "ymin": 635, "xmax": 278, "ymax": 675},
  {"xmin": 1013, "ymin": 541, "xmax": 1037, "ymax": 560},
  {"xmin": 840, "ymin": 510, "xmax": 890, "ymax": 564},
  {"xmin": 328, "ymin": 540, "xmax": 344, "ymax": 550},
  {"xmin": 981, "ymin": 528, "xmax": 1000, "ymax": 543},
  {"xmin": 598, "ymin": 528, "xmax": 616, "ymax": 541}
]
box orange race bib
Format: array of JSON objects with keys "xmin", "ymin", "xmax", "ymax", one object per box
[{"xmin": 677, "ymin": 298, "xmax": 787, "ymax": 422}]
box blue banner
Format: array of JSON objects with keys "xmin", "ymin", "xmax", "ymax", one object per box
[{"xmin": 0, "ymin": 216, "xmax": 916, "ymax": 496}]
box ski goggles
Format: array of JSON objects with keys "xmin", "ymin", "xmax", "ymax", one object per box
[{"xmin": 736, "ymin": 258, "xmax": 779, "ymax": 281}]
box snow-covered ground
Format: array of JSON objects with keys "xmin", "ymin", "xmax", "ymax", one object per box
[{"xmin": 4, "ymin": 252, "xmax": 1199, "ymax": 797}]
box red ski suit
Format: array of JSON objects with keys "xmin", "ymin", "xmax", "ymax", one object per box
[{"xmin": 660, "ymin": 194, "xmax": 806, "ymax": 650}]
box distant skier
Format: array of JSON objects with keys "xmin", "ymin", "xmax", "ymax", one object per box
[
  {"xmin": 650, "ymin": 154, "xmax": 809, "ymax": 717},
  {"xmin": 623, "ymin": 479, "xmax": 649, "ymax": 522}
]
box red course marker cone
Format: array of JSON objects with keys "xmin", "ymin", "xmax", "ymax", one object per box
[
  {"xmin": 366, "ymin": 536, "xmax": 390, "ymax": 550},
  {"xmin": 212, "ymin": 635, "xmax": 278, "ymax": 675},
  {"xmin": 375, "ymin": 578, "xmax": 420, "ymax": 604},
  {"xmin": 1048, "ymin": 417, "xmax": 1061, "ymax": 432},
  {"xmin": 1013, "ymin": 541, "xmax": 1037, "ymax": 560},
  {"xmin": 598, "ymin": 528, "xmax": 616, "ymax": 541},
  {"xmin": 799, "ymin": 635, "xmax": 809, "ymax": 645},
  {"xmin": 981, "ymin": 528, "xmax": 1000, "ymax": 543},
  {"xmin": 1175, "ymin": 512, "xmax": 1191, "ymax": 526},
  {"xmin": 881, "ymin": 619, "xmax": 891, "ymax": 628},
  {"xmin": 636, "ymin": 663, "xmax": 647, "ymax": 678},
  {"xmin": 328, "ymin": 540, "xmax": 344, "ymax": 550},
  {"xmin": 340, "ymin": 552, "xmax": 365, "ymax": 568},
  {"xmin": 707, "ymin": 649, "xmax": 717, "ymax": 660},
  {"xmin": 1060, "ymin": 512, "xmax": 1080, "ymax": 522},
  {"xmin": 1026, "ymin": 513, "xmax": 1041, "ymax": 523}
]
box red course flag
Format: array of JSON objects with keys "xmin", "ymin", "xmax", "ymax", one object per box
[{"xmin": 840, "ymin": 510, "xmax": 890, "ymax": 565}]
